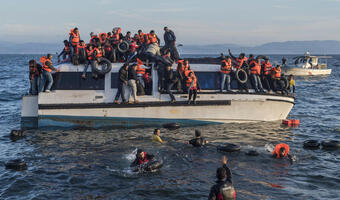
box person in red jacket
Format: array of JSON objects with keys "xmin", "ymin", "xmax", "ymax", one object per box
[{"xmin": 130, "ymin": 149, "xmax": 155, "ymax": 167}]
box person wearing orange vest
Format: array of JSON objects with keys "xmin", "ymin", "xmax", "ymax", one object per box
[
  {"xmin": 111, "ymin": 27, "xmax": 121, "ymax": 45},
  {"xmin": 186, "ymin": 72, "xmax": 200, "ymax": 104},
  {"xmin": 272, "ymin": 143, "xmax": 294, "ymax": 162},
  {"xmin": 39, "ymin": 54, "xmax": 58, "ymax": 93},
  {"xmin": 228, "ymin": 49, "xmax": 249, "ymax": 93},
  {"xmin": 69, "ymin": 27, "xmax": 80, "ymax": 59},
  {"xmin": 136, "ymin": 58, "xmax": 147, "ymax": 88},
  {"xmin": 57, "ymin": 40, "xmax": 71, "ymax": 63},
  {"xmin": 82, "ymin": 44, "xmax": 95, "ymax": 79},
  {"xmin": 271, "ymin": 65, "xmax": 287, "ymax": 94},
  {"xmin": 261, "ymin": 58, "xmax": 273, "ymax": 92},
  {"xmin": 76, "ymin": 40, "xmax": 87, "ymax": 64},
  {"xmin": 249, "ymin": 57, "xmax": 265, "ymax": 93},
  {"xmin": 89, "ymin": 32, "xmax": 99, "ymax": 47},
  {"xmin": 147, "ymin": 30, "xmax": 160, "ymax": 45},
  {"xmin": 99, "ymin": 33, "xmax": 107, "ymax": 45},
  {"xmin": 220, "ymin": 55, "xmax": 232, "ymax": 93}
]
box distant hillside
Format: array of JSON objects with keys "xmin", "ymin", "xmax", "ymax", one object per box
[{"xmin": 0, "ymin": 40, "xmax": 340, "ymax": 55}]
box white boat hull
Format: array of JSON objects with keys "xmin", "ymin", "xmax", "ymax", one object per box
[{"xmin": 284, "ymin": 67, "xmax": 332, "ymax": 76}]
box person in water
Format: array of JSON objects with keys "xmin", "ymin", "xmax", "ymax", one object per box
[
  {"xmin": 186, "ymin": 130, "xmax": 208, "ymax": 147},
  {"xmin": 272, "ymin": 143, "xmax": 294, "ymax": 161},
  {"xmin": 208, "ymin": 167, "xmax": 236, "ymax": 200},
  {"xmin": 221, "ymin": 156, "xmax": 233, "ymax": 183},
  {"xmin": 130, "ymin": 149, "xmax": 155, "ymax": 167},
  {"xmin": 151, "ymin": 128, "xmax": 165, "ymax": 144}
]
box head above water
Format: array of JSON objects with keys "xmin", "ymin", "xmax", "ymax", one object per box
[
  {"xmin": 137, "ymin": 149, "xmax": 144, "ymax": 158},
  {"xmin": 195, "ymin": 130, "xmax": 201, "ymax": 137},
  {"xmin": 289, "ymin": 74, "xmax": 294, "ymax": 79},
  {"xmin": 154, "ymin": 128, "xmax": 160, "ymax": 135},
  {"xmin": 216, "ymin": 167, "xmax": 227, "ymax": 180},
  {"xmin": 279, "ymin": 147, "xmax": 286, "ymax": 157}
]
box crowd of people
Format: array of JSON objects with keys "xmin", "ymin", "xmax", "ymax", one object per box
[
  {"xmin": 132, "ymin": 129, "xmax": 292, "ymax": 200},
  {"xmin": 28, "ymin": 26, "xmax": 295, "ymax": 102}
]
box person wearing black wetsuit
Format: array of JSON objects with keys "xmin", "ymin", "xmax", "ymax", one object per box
[
  {"xmin": 164, "ymin": 65, "xmax": 178, "ymax": 103},
  {"xmin": 221, "ymin": 156, "xmax": 233, "ymax": 183},
  {"xmin": 186, "ymin": 130, "xmax": 208, "ymax": 147},
  {"xmin": 114, "ymin": 64, "xmax": 129, "ymax": 104},
  {"xmin": 208, "ymin": 167, "xmax": 236, "ymax": 200},
  {"xmin": 130, "ymin": 149, "xmax": 155, "ymax": 167}
]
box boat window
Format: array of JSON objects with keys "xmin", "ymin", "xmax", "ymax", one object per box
[
  {"xmin": 51, "ymin": 72, "xmax": 104, "ymax": 90},
  {"xmin": 195, "ymin": 72, "xmax": 220, "ymax": 90}
]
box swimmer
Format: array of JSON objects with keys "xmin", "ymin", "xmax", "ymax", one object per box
[
  {"xmin": 208, "ymin": 167, "xmax": 236, "ymax": 200},
  {"xmin": 151, "ymin": 128, "xmax": 165, "ymax": 144},
  {"xmin": 130, "ymin": 149, "xmax": 155, "ymax": 167},
  {"xmin": 186, "ymin": 130, "xmax": 208, "ymax": 147},
  {"xmin": 272, "ymin": 143, "xmax": 295, "ymax": 162}
]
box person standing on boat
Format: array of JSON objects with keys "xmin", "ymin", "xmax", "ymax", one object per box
[
  {"xmin": 220, "ymin": 55, "xmax": 232, "ymax": 93},
  {"xmin": 164, "ymin": 65, "xmax": 178, "ymax": 103},
  {"xmin": 249, "ymin": 57, "xmax": 265, "ymax": 93},
  {"xmin": 128, "ymin": 64, "xmax": 139, "ymax": 104},
  {"xmin": 261, "ymin": 58, "xmax": 273, "ymax": 93},
  {"xmin": 186, "ymin": 130, "xmax": 208, "ymax": 147},
  {"xmin": 151, "ymin": 128, "xmax": 165, "ymax": 144},
  {"xmin": 228, "ymin": 49, "xmax": 249, "ymax": 93},
  {"xmin": 69, "ymin": 27, "xmax": 80, "ymax": 60},
  {"xmin": 57, "ymin": 40, "xmax": 71, "ymax": 63},
  {"xmin": 28, "ymin": 60, "xmax": 42, "ymax": 95},
  {"xmin": 162, "ymin": 27, "xmax": 179, "ymax": 61},
  {"xmin": 39, "ymin": 54, "xmax": 59, "ymax": 93},
  {"xmin": 208, "ymin": 167, "xmax": 236, "ymax": 200},
  {"xmin": 186, "ymin": 72, "xmax": 200, "ymax": 104},
  {"xmin": 114, "ymin": 64, "xmax": 129, "ymax": 104},
  {"xmin": 288, "ymin": 74, "xmax": 295, "ymax": 96}
]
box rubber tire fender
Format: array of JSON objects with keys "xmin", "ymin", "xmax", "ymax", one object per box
[
  {"xmin": 245, "ymin": 150, "xmax": 259, "ymax": 156},
  {"xmin": 236, "ymin": 69, "xmax": 248, "ymax": 84},
  {"xmin": 303, "ymin": 140, "xmax": 320, "ymax": 149},
  {"xmin": 5, "ymin": 159, "xmax": 27, "ymax": 171},
  {"xmin": 321, "ymin": 140, "xmax": 340, "ymax": 150},
  {"xmin": 92, "ymin": 57, "xmax": 112, "ymax": 75},
  {"xmin": 217, "ymin": 143, "xmax": 241, "ymax": 152},
  {"xmin": 118, "ymin": 41, "xmax": 130, "ymax": 53},
  {"xmin": 146, "ymin": 160, "xmax": 163, "ymax": 171},
  {"xmin": 162, "ymin": 123, "xmax": 180, "ymax": 130}
]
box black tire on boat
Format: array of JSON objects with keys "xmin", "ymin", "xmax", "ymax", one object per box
[
  {"xmin": 92, "ymin": 57, "xmax": 112, "ymax": 75},
  {"xmin": 162, "ymin": 123, "xmax": 180, "ymax": 130},
  {"xmin": 303, "ymin": 140, "xmax": 320, "ymax": 149},
  {"xmin": 118, "ymin": 41, "xmax": 130, "ymax": 53},
  {"xmin": 5, "ymin": 159, "xmax": 27, "ymax": 171},
  {"xmin": 321, "ymin": 140, "xmax": 340, "ymax": 150},
  {"xmin": 217, "ymin": 143, "xmax": 241, "ymax": 152},
  {"xmin": 236, "ymin": 69, "xmax": 248, "ymax": 84},
  {"xmin": 245, "ymin": 150, "xmax": 259, "ymax": 156}
]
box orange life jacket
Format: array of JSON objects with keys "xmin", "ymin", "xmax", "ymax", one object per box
[
  {"xmin": 221, "ymin": 58, "xmax": 232, "ymax": 74},
  {"xmin": 76, "ymin": 43, "xmax": 86, "ymax": 54},
  {"xmin": 262, "ymin": 61, "xmax": 272, "ymax": 75},
  {"xmin": 40, "ymin": 56, "xmax": 52, "ymax": 72},
  {"xmin": 177, "ymin": 59, "xmax": 184, "ymax": 73},
  {"xmin": 94, "ymin": 48, "xmax": 103, "ymax": 58},
  {"xmin": 186, "ymin": 75, "xmax": 197, "ymax": 88},
  {"xmin": 99, "ymin": 33, "xmax": 107, "ymax": 43},
  {"xmin": 87, "ymin": 49, "xmax": 94, "ymax": 60},
  {"xmin": 234, "ymin": 57, "xmax": 248, "ymax": 69},
  {"xmin": 249, "ymin": 60, "xmax": 261, "ymax": 75},
  {"xmin": 184, "ymin": 69, "xmax": 195, "ymax": 78},
  {"xmin": 69, "ymin": 29, "xmax": 80, "ymax": 45},
  {"xmin": 272, "ymin": 143, "xmax": 289, "ymax": 158},
  {"xmin": 272, "ymin": 67, "xmax": 281, "ymax": 79},
  {"xmin": 147, "ymin": 34, "xmax": 158, "ymax": 44},
  {"xmin": 138, "ymin": 33, "xmax": 146, "ymax": 43},
  {"xmin": 112, "ymin": 28, "xmax": 121, "ymax": 43},
  {"xmin": 136, "ymin": 65, "xmax": 145, "ymax": 75}
]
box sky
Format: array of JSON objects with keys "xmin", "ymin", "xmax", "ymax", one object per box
[{"xmin": 0, "ymin": 0, "xmax": 340, "ymax": 46}]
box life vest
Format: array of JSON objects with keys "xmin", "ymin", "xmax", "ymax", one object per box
[
  {"xmin": 99, "ymin": 33, "xmax": 107, "ymax": 43},
  {"xmin": 40, "ymin": 56, "xmax": 52, "ymax": 72},
  {"xmin": 76, "ymin": 43, "xmax": 86, "ymax": 54},
  {"xmin": 234, "ymin": 57, "xmax": 248, "ymax": 69},
  {"xmin": 138, "ymin": 152, "xmax": 149, "ymax": 164},
  {"xmin": 184, "ymin": 69, "xmax": 194, "ymax": 78},
  {"xmin": 112, "ymin": 28, "xmax": 121, "ymax": 43},
  {"xmin": 272, "ymin": 143, "xmax": 289, "ymax": 158},
  {"xmin": 272, "ymin": 67, "xmax": 282, "ymax": 79},
  {"xmin": 69, "ymin": 29, "xmax": 80, "ymax": 46},
  {"xmin": 89, "ymin": 35, "xmax": 98, "ymax": 45},
  {"xmin": 220, "ymin": 58, "xmax": 232, "ymax": 74},
  {"xmin": 249, "ymin": 60, "xmax": 261, "ymax": 75},
  {"xmin": 87, "ymin": 49, "xmax": 94, "ymax": 60},
  {"xmin": 94, "ymin": 48, "xmax": 103, "ymax": 58},
  {"xmin": 147, "ymin": 34, "xmax": 158, "ymax": 44},
  {"xmin": 186, "ymin": 75, "xmax": 197, "ymax": 88},
  {"xmin": 176, "ymin": 59, "xmax": 185, "ymax": 73},
  {"xmin": 138, "ymin": 33, "xmax": 146, "ymax": 44},
  {"xmin": 262, "ymin": 61, "xmax": 272, "ymax": 75},
  {"xmin": 136, "ymin": 65, "xmax": 145, "ymax": 75}
]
